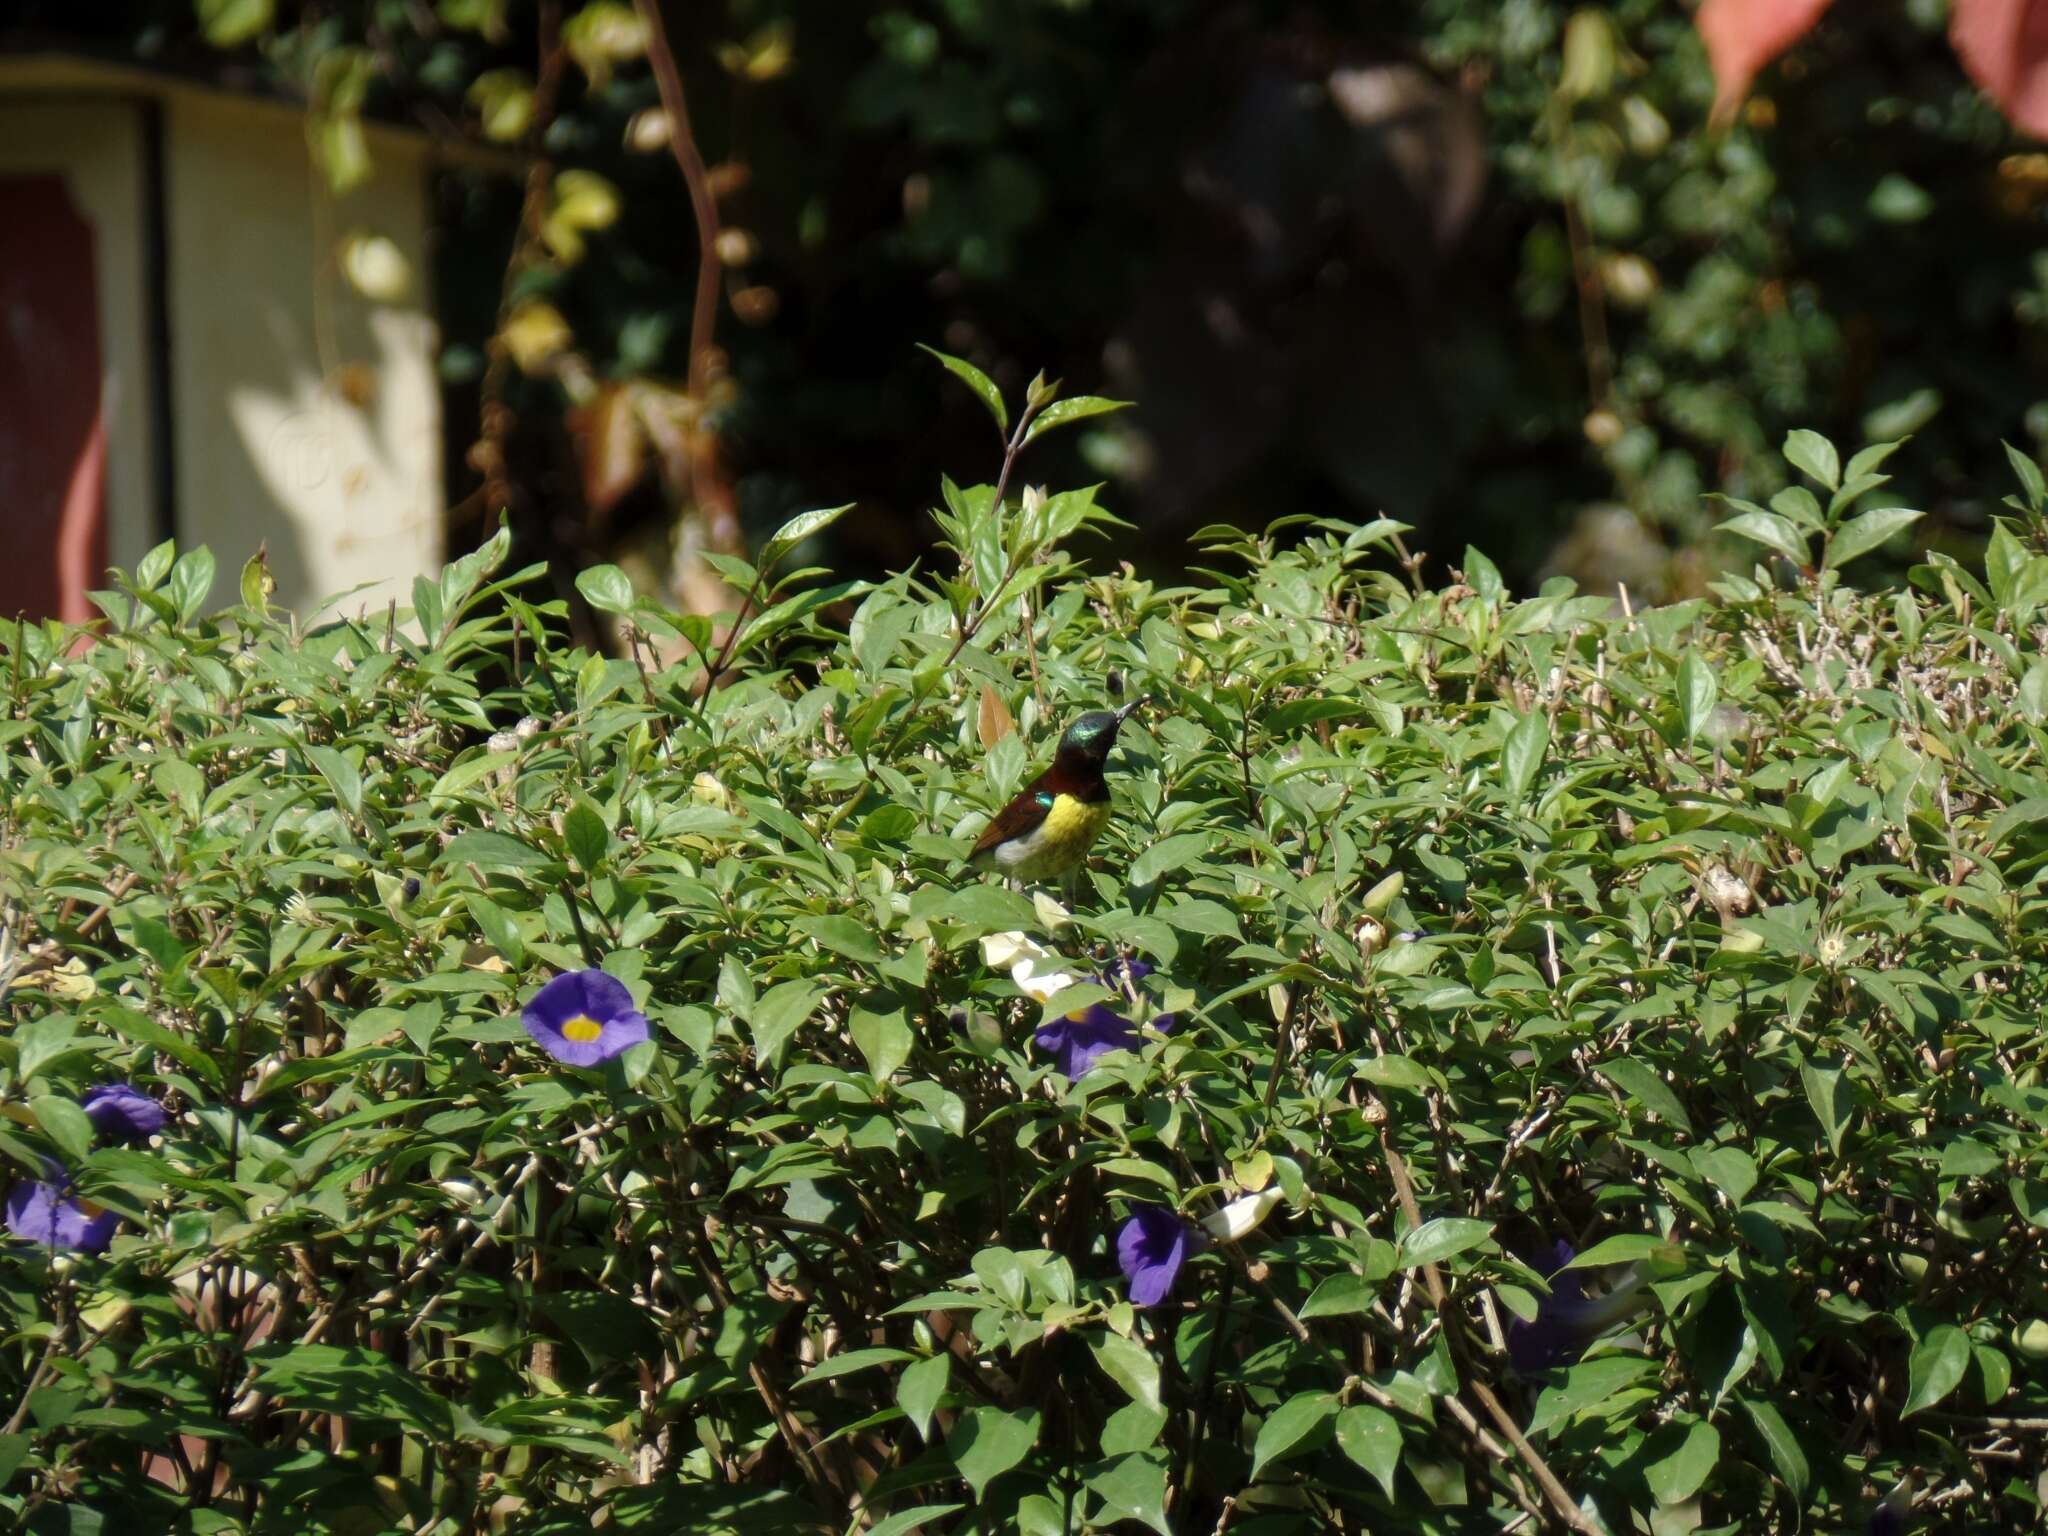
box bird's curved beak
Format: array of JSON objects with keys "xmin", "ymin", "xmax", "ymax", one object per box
[{"xmin": 1114, "ymin": 694, "xmax": 1154, "ymax": 726}]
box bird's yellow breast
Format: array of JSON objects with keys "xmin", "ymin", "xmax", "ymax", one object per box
[
  {"xmin": 1040, "ymin": 792, "xmax": 1109, "ymax": 848},
  {"xmin": 996, "ymin": 793, "xmax": 1110, "ymax": 880}
]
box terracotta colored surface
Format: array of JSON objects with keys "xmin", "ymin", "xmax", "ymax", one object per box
[{"xmin": 0, "ymin": 173, "xmax": 105, "ymax": 625}]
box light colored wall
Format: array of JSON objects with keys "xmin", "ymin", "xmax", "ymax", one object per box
[
  {"xmin": 165, "ymin": 92, "xmax": 443, "ymax": 619},
  {"xmin": 0, "ymin": 99, "xmax": 158, "ymax": 580}
]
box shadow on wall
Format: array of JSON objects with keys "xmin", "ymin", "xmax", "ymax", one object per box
[
  {"xmin": 227, "ymin": 307, "xmax": 440, "ymax": 622},
  {"xmin": 167, "ymin": 90, "xmax": 443, "ymax": 621}
]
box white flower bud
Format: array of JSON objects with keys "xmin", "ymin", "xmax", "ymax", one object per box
[
  {"xmin": 1200, "ymin": 1186, "xmax": 1284, "ymax": 1243},
  {"xmin": 979, "ymin": 931, "xmax": 1081, "ymax": 1004}
]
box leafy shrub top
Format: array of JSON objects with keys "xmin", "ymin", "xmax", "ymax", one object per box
[{"xmin": 3, "ymin": 430, "xmax": 2048, "ymax": 1533}]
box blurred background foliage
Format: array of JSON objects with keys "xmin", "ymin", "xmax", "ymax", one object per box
[{"xmin": 24, "ymin": 0, "xmax": 2048, "ymax": 608}]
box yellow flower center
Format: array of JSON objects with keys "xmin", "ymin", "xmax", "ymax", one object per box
[
  {"xmin": 561, "ymin": 1014, "xmax": 605, "ymax": 1044},
  {"xmin": 75, "ymin": 1197, "xmax": 107, "ymax": 1218},
  {"xmin": 1066, "ymin": 1008, "xmax": 1091, "ymax": 1022}
]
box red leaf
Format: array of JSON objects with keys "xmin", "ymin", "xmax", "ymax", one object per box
[
  {"xmin": 1696, "ymin": 0, "xmax": 1835, "ymax": 127},
  {"xmin": 1953, "ymin": 0, "xmax": 2048, "ymax": 139}
]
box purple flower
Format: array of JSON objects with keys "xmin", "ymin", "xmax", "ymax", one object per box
[
  {"xmin": 1869, "ymin": 1484, "xmax": 1912, "ymax": 1536},
  {"xmin": 82, "ymin": 1084, "xmax": 167, "ymax": 1145},
  {"xmin": 521, "ymin": 969, "xmax": 650, "ymax": 1067},
  {"xmin": 1507, "ymin": 1240, "xmax": 1649, "ymax": 1374},
  {"xmin": 1117, "ymin": 1204, "xmax": 1197, "ymax": 1308},
  {"xmin": 1034, "ymin": 959, "xmax": 1177, "ymax": 1080},
  {"xmin": 5, "ymin": 1163, "xmax": 119, "ymax": 1254}
]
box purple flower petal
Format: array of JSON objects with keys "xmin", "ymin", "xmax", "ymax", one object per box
[
  {"xmin": 1117, "ymin": 1205, "xmax": 1194, "ymax": 1308},
  {"xmin": 1508, "ymin": 1239, "xmax": 1647, "ymax": 1374},
  {"xmin": 5, "ymin": 1169, "xmax": 119, "ymax": 1254},
  {"xmin": 521, "ymin": 968, "xmax": 651, "ymax": 1067},
  {"xmin": 1032, "ymin": 960, "xmax": 1176, "ymax": 1080},
  {"xmin": 1035, "ymin": 1005, "xmax": 1139, "ymax": 1079},
  {"xmin": 81, "ymin": 1084, "xmax": 167, "ymax": 1145}
]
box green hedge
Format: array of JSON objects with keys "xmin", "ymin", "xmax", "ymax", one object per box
[{"xmin": 2, "ymin": 419, "xmax": 2046, "ymax": 1534}]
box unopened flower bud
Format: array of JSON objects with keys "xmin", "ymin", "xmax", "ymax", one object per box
[{"xmin": 1201, "ymin": 1186, "xmax": 1284, "ymax": 1243}]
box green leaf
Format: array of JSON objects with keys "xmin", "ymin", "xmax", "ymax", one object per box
[
  {"xmin": 127, "ymin": 914, "xmax": 189, "ymax": 977},
  {"xmin": 1677, "ymin": 650, "xmax": 1717, "ymax": 743},
  {"xmin": 1692, "ymin": 1146, "xmax": 1757, "ymax": 1206},
  {"xmin": 199, "ymin": 0, "xmax": 274, "ymax": 49},
  {"xmin": 1902, "ymin": 1324, "xmax": 1971, "ymax": 1417},
  {"xmin": 438, "ymin": 830, "xmax": 553, "ymax": 870},
  {"xmin": 796, "ymin": 1348, "xmax": 914, "ymax": 1388},
  {"xmin": 1644, "ymin": 1420, "xmax": 1720, "ymax": 1505},
  {"xmin": 575, "ymin": 564, "xmax": 635, "ymax": 613},
  {"xmin": 1089, "ymin": 1332, "xmax": 1162, "ymax": 1414},
  {"xmin": 750, "ymin": 980, "xmax": 827, "ymax": 1070},
  {"xmin": 2005, "ymin": 440, "xmax": 2046, "ymax": 513},
  {"xmin": 1529, "ymin": 1357, "xmax": 1657, "ymax": 1435},
  {"xmin": 1499, "ymin": 711, "xmax": 1550, "ymax": 807},
  {"xmin": 429, "ymin": 749, "xmax": 519, "ymax": 804},
  {"xmin": 250, "ymin": 1345, "xmax": 454, "ymax": 1438},
  {"xmin": 1128, "ymin": 832, "xmax": 1210, "ymax": 887},
  {"xmin": 1987, "ymin": 521, "xmax": 2029, "ymax": 605},
  {"xmin": 1845, "ymin": 438, "xmax": 1908, "ymax": 479},
  {"xmin": 1397, "ymin": 1216, "xmax": 1495, "ymax": 1270},
  {"xmin": 464, "ymin": 893, "xmax": 526, "ymax": 966},
  {"xmin": 0, "ymin": 1433, "xmax": 28, "ymax": 1492},
  {"xmin": 864, "ymin": 1504, "xmax": 966, "ymax": 1536},
  {"xmin": 860, "ymin": 1507, "xmax": 962, "ymax": 1536},
  {"xmin": 918, "ymin": 345, "xmax": 1007, "ymax": 436},
  {"xmin": 305, "ymin": 745, "xmax": 362, "ymax": 819},
  {"xmin": 945, "ymin": 1407, "xmax": 1039, "ymax": 1499},
  {"xmin": 1299, "ymin": 1272, "xmax": 1374, "ymax": 1319},
  {"xmin": 1800, "ymin": 1059, "xmax": 1847, "ymax": 1157},
  {"xmin": 1783, "ymin": 429, "xmax": 1840, "ymax": 490},
  {"xmin": 239, "ymin": 549, "xmax": 272, "ymax": 609},
  {"xmin": 1868, "ymin": 174, "xmax": 1933, "ymax": 223},
  {"xmin": 1824, "ymin": 506, "xmax": 1922, "ymax": 570},
  {"xmin": 800, "ymin": 916, "xmax": 884, "ymax": 965},
  {"xmin": 1334, "ymin": 1405, "xmax": 1402, "ymax": 1499},
  {"xmin": 1355, "ymin": 1054, "xmax": 1434, "ymax": 1092},
  {"xmin": 1249, "ymin": 1391, "xmax": 1337, "ymax": 1478},
  {"xmin": 151, "ymin": 758, "xmax": 206, "ymax": 817},
  {"xmin": 1737, "ymin": 1396, "xmax": 1808, "ymax": 1497},
  {"xmin": 564, "ymin": 799, "xmax": 609, "ymax": 874},
  {"xmin": 1720, "ymin": 510, "xmax": 1811, "ymax": 568},
  {"xmin": 1022, "ymin": 395, "xmax": 1131, "ymax": 445},
  {"xmin": 897, "ymin": 1354, "xmax": 949, "ymax": 1441},
  {"xmin": 1593, "ymin": 1058, "xmax": 1693, "ymax": 1135},
  {"xmin": 1564, "ymin": 1234, "xmax": 1676, "ymax": 1270},
  {"xmin": 1086, "ymin": 1450, "xmax": 1171, "ymax": 1536},
  {"xmin": 850, "ymin": 1004, "xmax": 915, "ymax": 1081},
  {"xmin": 762, "ymin": 504, "xmax": 855, "ymax": 574},
  {"xmin": 32, "ymin": 1097, "xmax": 96, "ymax": 1166}
]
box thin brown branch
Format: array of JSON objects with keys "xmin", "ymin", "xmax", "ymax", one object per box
[
  {"xmin": 634, "ymin": 0, "xmax": 737, "ymax": 535},
  {"xmin": 462, "ymin": 0, "xmax": 568, "ymax": 525},
  {"xmin": 1377, "ymin": 1113, "xmax": 1602, "ymax": 1535}
]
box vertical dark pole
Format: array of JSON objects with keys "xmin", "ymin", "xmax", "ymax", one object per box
[{"xmin": 140, "ymin": 97, "xmax": 177, "ymax": 548}]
